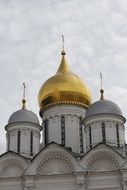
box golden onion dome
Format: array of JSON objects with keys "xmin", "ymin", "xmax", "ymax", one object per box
[{"xmin": 38, "ymin": 50, "xmax": 92, "ymax": 110}]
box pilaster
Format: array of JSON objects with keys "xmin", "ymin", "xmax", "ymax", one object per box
[
  {"xmin": 24, "ymin": 176, "xmax": 34, "ymax": 190},
  {"xmin": 75, "ymin": 172, "xmax": 87, "ymax": 190}
]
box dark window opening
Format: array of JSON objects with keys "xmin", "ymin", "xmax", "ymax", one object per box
[
  {"xmin": 61, "ymin": 116, "xmax": 65, "ymax": 146},
  {"xmin": 79, "ymin": 117, "xmax": 83, "ymax": 153},
  {"xmin": 116, "ymin": 124, "xmax": 120, "ymax": 147},
  {"xmin": 89, "ymin": 126, "xmax": 92, "ymax": 149},
  {"xmin": 102, "ymin": 123, "xmax": 106, "ymax": 143},
  {"xmin": 17, "ymin": 131, "xmax": 20, "ymax": 153},
  {"xmin": 44, "ymin": 119, "xmax": 49, "ymax": 145},
  {"xmin": 30, "ymin": 131, "xmax": 33, "ymax": 155}
]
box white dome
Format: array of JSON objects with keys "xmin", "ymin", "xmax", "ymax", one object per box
[{"xmin": 8, "ymin": 109, "xmax": 39, "ymax": 125}]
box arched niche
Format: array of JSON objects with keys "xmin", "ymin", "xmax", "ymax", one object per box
[
  {"xmin": 0, "ymin": 157, "xmax": 26, "ymax": 177},
  {"xmin": 86, "ymin": 152, "xmax": 119, "ymax": 172},
  {"xmin": 36, "ymin": 152, "xmax": 74, "ymax": 175}
]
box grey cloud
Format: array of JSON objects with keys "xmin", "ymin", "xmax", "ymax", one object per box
[{"xmin": 0, "ymin": 0, "xmax": 127, "ymax": 153}]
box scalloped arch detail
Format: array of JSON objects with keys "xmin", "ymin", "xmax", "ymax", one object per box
[
  {"xmin": 36, "ymin": 152, "xmax": 74, "ymax": 175},
  {"xmin": 0, "ymin": 157, "xmax": 25, "ymax": 177},
  {"xmin": 87, "ymin": 152, "xmax": 119, "ymax": 171}
]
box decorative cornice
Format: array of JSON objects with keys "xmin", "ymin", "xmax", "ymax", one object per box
[
  {"xmin": 40, "ymin": 101, "xmax": 87, "ymax": 115},
  {"xmin": 84, "ymin": 113, "xmax": 126, "ymax": 124},
  {"xmin": 84, "ymin": 119, "xmax": 124, "ymax": 126},
  {"xmin": 5, "ymin": 122, "xmax": 42, "ymax": 131}
]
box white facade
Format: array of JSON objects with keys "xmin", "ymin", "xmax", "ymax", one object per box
[
  {"xmin": 42, "ymin": 104, "xmax": 86, "ymax": 153},
  {"xmin": 0, "ymin": 99, "xmax": 127, "ymax": 190},
  {"xmin": 0, "ymin": 52, "xmax": 127, "ymax": 190},
  {"xmin": 0, "ymin": 143, "xmax": 127, "ymax": 190},
  {"xmin": 5, "ymin": 121, "xmax": 41, "ymax": 157},
  {"xmin": 84, "ymin": 114, "xmax": 125, "ymax": 151}
]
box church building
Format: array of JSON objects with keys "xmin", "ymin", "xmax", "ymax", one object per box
[{"xmin": 0, "ymin": 48, "xmax": 127, "ymax": 190}]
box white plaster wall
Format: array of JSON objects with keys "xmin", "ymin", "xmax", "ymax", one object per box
[
  {"xmin": 20, "ymin": 128, "xmax": 30, "ymax": 155},
  {"xmin": 119, "ymin": 123, "xmax": 125, "ymax": 146},
  {"xmin": 0, "ymin": 162, "xmax": 127, "ymax": 190},
  {"xmin": 92, "ymin": 123, "xmax": 102, "ymax": 146},
  {"xmin": 85, "ymin": 127, "xmax": 89, "ymax": 151},
  {"xmin": 34, "ymin": 175, "xmax": 76, "ymax": 190},
  {"xmin": 0, "ymin": 178, "xmax": 22, "ymax": 190},
  {"xmin": 9, "ymin": 130, "xmax": 17, "ymax": 152},
  {"xmin": 85, "ymin": 124, "xmax": 102, "ymax": 151},
  {"xmin": 85, "ymin": 123, "xmax": 102, "ymax": 151},
  {"xmin": 83, "ymin": 125, "xmax": 87, "ymax": 152},
  {"xmin": 5, "ymin": 123, "xmax": 41, "ymax": 157},
  {"xmin": 42, "ymin": 104, "xmax": 86, "ymax": 153},
  {"xmin": 33, "ymin": 132, "xmax": 40, "ymax": 154},
  {"xmin": 65, "ymin": 114, "xmax": 80, "ymax": 153},
  {"xmin": 106, "ymin": 123, "xmax": 117, "ymax": 146},
  {"xmin": 84, "ymin": 115, "xmax": 125, "ymax": 150},
  {"xmin": 0, "ymin": 172, "xmax": 125, "ymax": 190},
  {"xmin": 87, "ymin": 172, "xmax": 121, "ymax": 190},
  {"xmin": 48, "ymin": 116, "xmax": 61, "ymax": 144}
]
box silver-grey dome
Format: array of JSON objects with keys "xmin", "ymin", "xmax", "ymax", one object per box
[
  {"xmin": 8, "ymin": 109, "xmax": 39, "ymax": 124},
  {"xmin": 85, "ymin": 99, "xmax": 123, "ymax": 118}
]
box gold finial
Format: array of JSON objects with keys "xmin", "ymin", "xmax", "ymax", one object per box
[
  {"xmin": 61, "ymin": 35, "xmax": 66, "ymax": 55},
  {"xmin": 22, "ymin": 82, "xmax": 26, "ymax": 109},
  {"xmin": 100, "ymin": 72, "xmax": 104, "ymax": 100}
]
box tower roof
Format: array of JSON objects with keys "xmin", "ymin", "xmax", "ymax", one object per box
[
  {"xmin": 8, "ymin": 83, "xmax": 39, "ymax": 125},
  {"xmin": 38, "ymin": 50, "xmax": 92, "ymax": 111},
  {"xmin": 85, "ymin": 99, "xmax": 123, "ymax": 118},
  {"xmin": 85, "ymin": 87, "xmax": 125, "ymax": 122},
  {"xmin": 8, "ymin": 109, "xmax": 39, "ymax": 124}
]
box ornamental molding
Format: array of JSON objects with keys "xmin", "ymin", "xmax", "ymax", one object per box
[
  {"xmin": 80, "ymin": 142, "xmax": 125, "ymax": 169},
  {"xmin": 44, "ymin": 114, "xmax": 83, "ymax": 124},
  {"xmin": 43, "ymin": 106, "xmax": 85, "ymax": 119},
  {"xmin": 5, "ymin": 122, "xmax": 41, "ymax": 131},
  {"xmin": 36, "ymin": 151, "xmax": 74, "ymax": 175},
  {"xmin": 24, "ymin": 144, "xmax": 77, "ymax": 175},
  {"xmin": 84, "ymin": 117, "xmax": 123, "ymax": 126},
  {"xmin": 47, "ymin": 114, "xmax": 82, "ymax": 119},
  {"xmin": 85, "ymin": 119, "xmax": 123, "ymax": 127},
  {"xmin": 86, "ymin": 152, "xmax": 119, "ymax": 172},
  {"xmin": 0, "ymin": 155, "xmax": 27, "ymax": 177},
  {"xmin": 8, "ymin": 128, "xmax": 40, "ymax": 138},
  {"xmin": 41, "ymin": 101, "xmax": 87, "ymax": 112}
]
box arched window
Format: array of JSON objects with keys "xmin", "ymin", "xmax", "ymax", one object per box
[
  {"xmin": 79, "ymin": 117, "xmax": 83, "ymax": 153},
  {"xmin": 17, "ymin": 131, "xmax": 21, "ymax": 153},
  {"xmin": 89, "ymin": 126, "xmax": 92, "ymax": 149},
  {"xmin": 116, "ymin": 124, "xmax": 120, "ymax": 147},
  {"xmin": 44, "ymin": 119, "xmax": 49, "ymax": 145},
  {"xmin": 61, "ymin": 116, "xmax": 65, "ymax": 146},
  {"xmin": 102, "ymin": 123, "xmax": 106, "ymax": 143},
  {"xmin": 30, "ymin": 131, "xmax": 33, "ymax": 155}
]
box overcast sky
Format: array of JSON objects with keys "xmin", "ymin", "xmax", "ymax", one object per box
[{"xmin": 0, "ymin": 0, "xmax": 127, "ymax": 153}]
